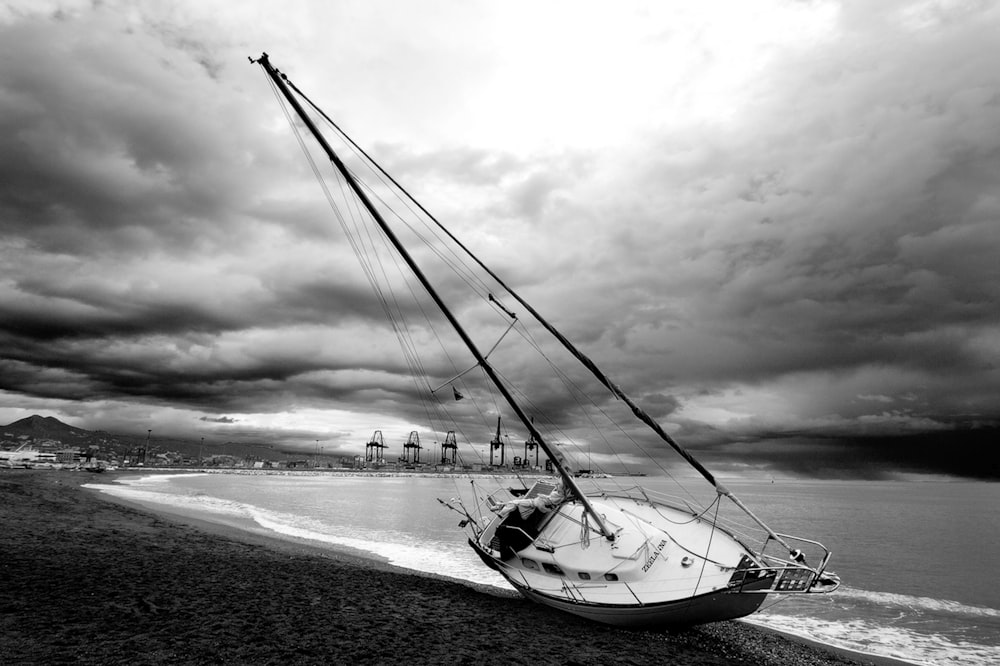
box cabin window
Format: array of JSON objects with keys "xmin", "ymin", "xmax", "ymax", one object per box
[
  {"xmin": 578, "ymin": 572, "xmax": 591, "ymax": 580},
  {"xmin": 542, "ymin": 563, "xmax": 564, "ymax": 576},
  {"xmin": 521, "ymin": 558, "xmax": 538, "ymax": 570},
  {"xmin": 604, "ymin": 573, "xmax": 619, "ymax": 581}
]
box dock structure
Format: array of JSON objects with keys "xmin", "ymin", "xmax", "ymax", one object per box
[
  {"xmin": 523, "ymin": 432, "xmax": 540, "ymax": 468},
  {"xmin": 440, "ymin": 431, "xmax": 458, "ymax": 464},
  {"xmin": 365, "ymin": 430, "xmax": 387, "ymax": 464},
  {"xmin": 401, "ymin": 431, "xmax": 422, "ymax": 464},
  {"xmin": 489, "ymin": 417, "xmax": 505, "ymax": 467}
]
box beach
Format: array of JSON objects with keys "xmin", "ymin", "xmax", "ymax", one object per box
[{"xmin": 1, "ymin": 470, "xmax": 908, "ymax": 666}]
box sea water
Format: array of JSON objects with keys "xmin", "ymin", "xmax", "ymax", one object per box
[{"xmin": 84, "ymin": 473, "xmax": 1000, "ymax": 666}]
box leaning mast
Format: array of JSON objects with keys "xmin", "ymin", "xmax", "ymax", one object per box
[
  {"xmin": 252, "ymin": 53, "xmax": 616, "ymax": 541},
  {"xmin": 274, "ymin": 57, "xmax": 794, "ymax": 553}
]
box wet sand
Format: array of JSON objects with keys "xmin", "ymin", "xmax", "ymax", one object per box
[{"xmin": 1, "ymin": 469, "xmax": 909, "ymax": 665}]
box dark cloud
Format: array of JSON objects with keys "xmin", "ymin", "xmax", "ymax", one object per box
[
  {"xmin": 0, "ymin": 19, "xmax": 272, "ymax": 258},
  {"xmin": 700, "ymin": 428, "xmax": 1000, "ymax": 481},
  {"xmin": 1, "ymin": 3, "xmax": 998, "ymax": 478}
]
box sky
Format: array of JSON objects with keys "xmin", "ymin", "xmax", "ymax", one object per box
[{"xmin": 1, "ymin": 0, "xmax": 998, "ymax": 479}]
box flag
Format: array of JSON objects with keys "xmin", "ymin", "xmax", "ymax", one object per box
[{"xmin": 453, "ymin": 386, "xmax": 464, "ymax": 401}]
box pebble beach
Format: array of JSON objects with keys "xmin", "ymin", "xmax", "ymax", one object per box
[{"xmin": 1, "ymin": 470, "xmax": 910, "ymax": 665}]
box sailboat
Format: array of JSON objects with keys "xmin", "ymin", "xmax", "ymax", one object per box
[{"xmin": 251, "ymin": 53, "xmax": 840, "ymax": 628}]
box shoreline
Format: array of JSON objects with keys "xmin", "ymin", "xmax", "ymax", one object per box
[{"xmin": 3, "ymin": 469, "xmax": 915, "ymax": 665}]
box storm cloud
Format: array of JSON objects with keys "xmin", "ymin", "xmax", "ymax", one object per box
[{"xmin": 1, "ymin": 1, "xmax": 998, "ymax": 477}]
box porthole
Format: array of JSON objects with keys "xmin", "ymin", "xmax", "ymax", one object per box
[
  {"xmin": 604, "ymin": 573, "xmax": 619, "ymax": 581},
  {"xmin": 578, "ymin": 572, "xmax": 591, "ymax": 580},
  {"xmin": 521, "ymin": 558, "xmax": 538, "ymax": 570},
  {"xmin": 542, "ymin": 562, "xmax": 565, "ymax": 576}
]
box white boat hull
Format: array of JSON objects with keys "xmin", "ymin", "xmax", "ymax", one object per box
[{"xmin": 471, "ymin": 491, "xmax": 780, "ymax": 628}]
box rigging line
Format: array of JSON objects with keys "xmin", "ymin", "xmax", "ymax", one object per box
[
  {"xmin": 369, "ymin": 252, "xmax": 499, "ymax": 470},
  {"xmin": 290, "ymin": 74, "xmax": 625, "ymax": 398},
  {"xmin": 489, "ymin": 308, "xmax": 670, "ymax": 482},
  {"xmin": 269, "ymin": 76, "xmax": 409, "ymax": 352},
  {"xmin": 292, "ymin": 96, "xmax": 636, "ymax": 482},
  {"xmin": 345, "ymin": 165, "xmax": 493, "ymax": 300},
  {"xmin": 429, "ymin": 318, "xmax": 517, "ymax": 394},
  {"xmin": 261, "ymin": 55, "xmax": 615, "ymax": 539},
  {"xmin": 514, "ymin": 321, "xmax": 674, "ymax": 477},
  {"xmin": 282, "ymin": 98, "xmax": 442, "ymax": 430},
  {"xmin": 422, "ymin": 352, "xmax": 503, "ymax": 455},
  {"xmin": 316, "ymin": 129, "xmax": 473, "ymax": 277},
  {"xmin": 693, "ymin": 496, "xmax": 724, "ymax": 596},
  {"xmin": 384, "ymin": 247, "xmax": 477, "ymax": 400},
  {"xmin": 277, "ymin": 97, "xmax": 450, "ymax": 396},
  {"xmin": 376, "ymin": 266, "xmax": 512, "ymax": 463},
  {"xmin": 273, "ymin": 88, "xmax": 399, "ymax": 342},
  {"xmin": 324, "ymin": 162, "xmax": 433, "ymax": 401},
  {"xmin": 373, "ymin": 263, "xmax": 497, "ymax": 468},
  {"xmin": 328, "ymin": 155, "xmax": 527, "ymax": 390},
  {"xmin": 329, "ymin": 167, "xmax": 418, "ymax": 352},
  {"xmin": 356, "ymin": 175, "xmax": 495, "ymax": 300},
  {"xmin": 641, "ymin": 496, "xmax": 722, "ymax": 526},
  {"xmin": 485, "ymin": 357, "xmax": 645, "ymax": 482},
  {"xmin": 621, "ymin": 494, "xmax": 729, "ymax": 568},
  {"xmin": 509, "ymin": 330, "xmax": 631, "ymax": 474},
  {"xmin": 371, "ymin": 245, "xmax": 433, "ymax": 382},
  {"xmin": 291, "ymin": 80, "xmax": 496, "ymax": 299},
  {"xmin": 285, "ymin": 66, "xmax": 768, "ymax": 550},
  {"xmin": 324, "ymin": 157, "xmax": 464, "ymax": 410},
  {"xmin": 320, "ymin": 165, "xmax": 535, "ymax": 390},
  {"xmin": 290, "ymin": 75, "xmax": 777, "ymax": 535},
  {"xmin": 302, "ymin": 106, "xmax": 496, "ymax": 306},
  {"xmin": 486, "ymin": 366, "xmax": 606, "ymax": 479},
  {"xmin": 504, "ymin": 317, "xmax": 691, "ymax": 499},
  {"xmin": 276, "ymin": 147, "xmax": 441, "ymax": 450}
]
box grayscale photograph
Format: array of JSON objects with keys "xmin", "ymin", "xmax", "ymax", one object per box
[{"xmin": 2, "ymin": 2, "xmax": 997, "ymax": 665}]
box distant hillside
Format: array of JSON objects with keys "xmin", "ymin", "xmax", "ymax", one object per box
[
  {"xmin": 0, "ymin": 414, "xmax": 291, "ymax": 463},
  {"xmin": 1, "ymin": 415, "xmax": 128, "ymax": 455},
  {"xmin": 3, "ymin": 415, "xmax": 92, "ymax": 440}
]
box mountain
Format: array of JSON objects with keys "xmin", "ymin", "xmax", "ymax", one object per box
[
  {"xmin": 1, "ymin": 415, "xmax": 289, "ymax": 463},
  {"xmin": 1, "ymin": 415, "xmax": 117, "ymax": 455},
  {"xmin": 3, "ymin": 415, "xmax": 92, "ymax": 441}
]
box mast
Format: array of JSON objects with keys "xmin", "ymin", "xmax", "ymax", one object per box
[
  {"xmin": 279, "ymin": 67, "xmax": 794, "ymax": 552},
  {"xmin": 253, "ymin": 53, "xmax": 616, "ymax": 541},
  {"xmin": 281, "ymin": 76, "xmax": 725, "ymax": 486}
]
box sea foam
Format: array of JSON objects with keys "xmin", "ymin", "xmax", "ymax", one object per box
[
  {"xmin": 833, "ymin": 586, "xmax": 1000, "ymax": 618},
  {"xmin": 745, "ymin": 613, "xmax": 999, "ymax": 666}
]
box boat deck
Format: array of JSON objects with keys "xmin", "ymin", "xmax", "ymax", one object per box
[{"xmin": 480, "ymin": 494, "xmax": 753, "ymax": 607}]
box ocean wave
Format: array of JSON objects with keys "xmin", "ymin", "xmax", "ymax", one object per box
[
  {"xmin": 835, "ymin": 586, "xmax": 1000, "ymax": 618},
  {"xmin": 247, "ymin": 507, "xmax": 511, "ymax": 590},
  {"xmin": 745, "ymin": 613, "xmax": 999, "ymax": 666},
  {"xmin": 83, "ymin": 481, "xmax": 251, "ymax": 519}
]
